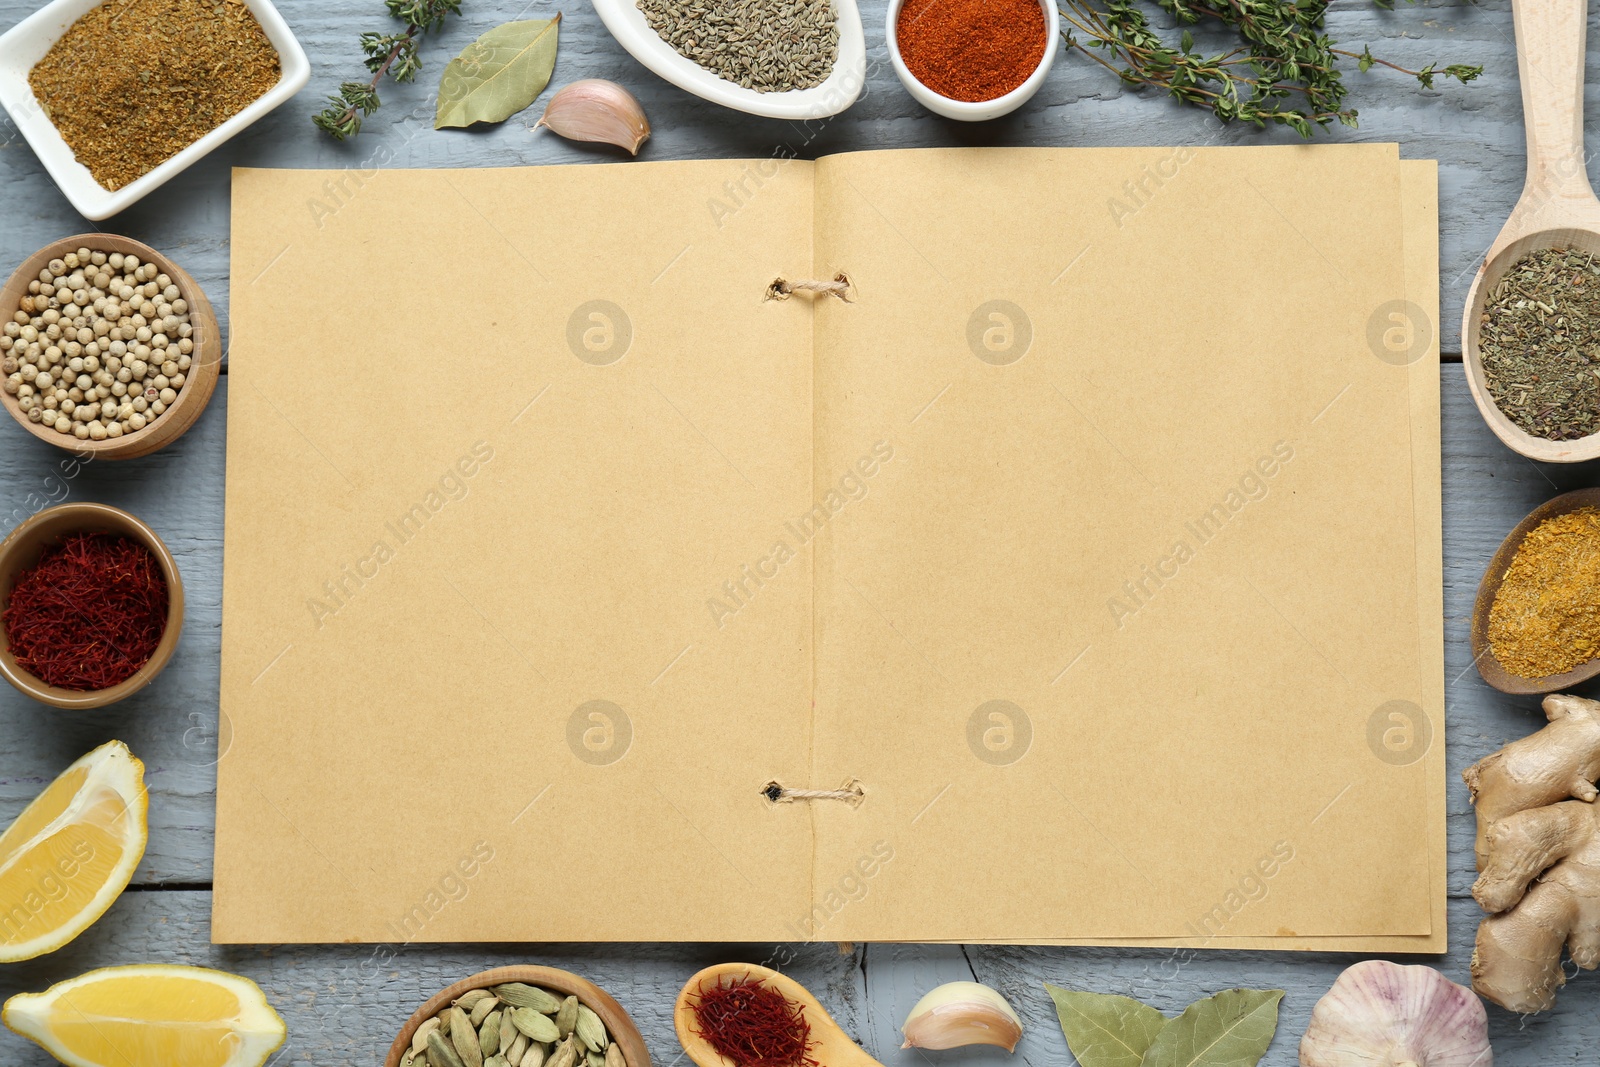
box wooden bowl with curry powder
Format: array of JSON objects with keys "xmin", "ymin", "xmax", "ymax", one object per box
[
  {"xmin": 0, "ymin": 234, "xmax": 222, "ymax": 460},
  {"xmin": 1471, "ymin": 487, "xmax": 1600, "ymax": 695}
]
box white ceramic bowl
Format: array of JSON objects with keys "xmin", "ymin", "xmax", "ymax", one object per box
[
  {"xmin": 887, "ymin": 0, "xmax": 1059, "ymax": 121},
  {"xmin": 590, "ymin": 0, "xmax": 866, "ymax": 120},
  {"xmin": 0, "ymin": 0, "xmax": 309, "ymax": 220}
]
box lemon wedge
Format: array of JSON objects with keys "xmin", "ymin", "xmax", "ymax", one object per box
[
  {"xmin": 0, "ymin": 739, "xmax": 147, "ymax": 962},
  {"xmin": 4, "ymin": 964, "xmax": 287, "ymax": 1067}
]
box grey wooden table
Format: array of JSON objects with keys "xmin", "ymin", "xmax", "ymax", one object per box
[{"xmin": 2, "ymin": 0, "xmax": 1599, "ymax": 1063}]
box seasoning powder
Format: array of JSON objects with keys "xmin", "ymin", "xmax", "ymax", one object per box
[
  {"xmin": 1487, "ymin": 506, "xmax": 1600, "ymax": 679},
  {"xmin": 636, "ymin": 0, "xmax": 839, "ymax": 93},
  {"xmin": 896, "ymin": 0, "xmax": 1046, "ymax": 103},
  {"xmin": 28, "ymin": 0, "xmax": 281, "ymax": 192},
  {"xmin": 1479, "ymin": 248, "xmax": 1600, "ymax": 442}
]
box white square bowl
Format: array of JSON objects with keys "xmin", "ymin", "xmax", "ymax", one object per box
[{"xmin": 0, "ymin": 0, "xmax": 309, "ymax": 220}]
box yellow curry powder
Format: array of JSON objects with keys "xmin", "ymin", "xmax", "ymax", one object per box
[
  {"xmin": 28, "ymin": 0, "xmax": 281, "ymax": 191},
  {"xmin": 1488, "ymin": 506, "xmax": 1600, "ymax": 679}
]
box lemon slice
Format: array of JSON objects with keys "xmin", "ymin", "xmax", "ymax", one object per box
[
  {"xmin": 4, "ymin": 965, "xmax": 287, "ymax": 1067},
  {"xmin": 0, "ymin": 739, "xmax": 147, "ymax": 962}
]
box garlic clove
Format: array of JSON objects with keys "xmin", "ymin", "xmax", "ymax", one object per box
[
  {"xmin": 1299, "ymin": 960, "xmax": 1491, "ymax": 1067},
  {"xmin": 535, "ymin": 79, "xmax": 651, "ymax": 155},
  {"xmin": 901, "ymin": 981, "xmax": 1023, "ymax": 1053}
]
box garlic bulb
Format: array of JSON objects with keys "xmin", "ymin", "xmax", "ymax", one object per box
[
  {"xmin": 901, "ymin": 981, "xmax": 1022, "ymax": 1053},
  {"xmin": 1300, "ymin": 961, "xmax": 1491, "ymax": 1067},
  {"xmin": 535, "ymin": 80, "xmax": 651, "ymax": 155}
]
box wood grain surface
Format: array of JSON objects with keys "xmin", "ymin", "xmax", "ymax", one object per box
[{"xmin": 2, "ymin": 0, "xmax": 1599, "ymax": 1063}]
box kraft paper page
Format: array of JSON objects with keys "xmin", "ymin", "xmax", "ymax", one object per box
[
  {"xmin": 805, "ymin": 145, "xmax": 1428, "ymax": 942},
  {"xmin": 219, "ymin": 160, "xmax": 819, "ymax": 942},
  {"xmin": 955, "ymin": 159, "xmax": 1446, "ymax": 952},
  {"xmin": 217, "ymin": 146, "xmax": 1440, "ymax": 946}
]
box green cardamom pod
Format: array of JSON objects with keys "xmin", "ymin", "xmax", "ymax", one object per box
[
  {"xmin": 481, "ymin": 1009, "xmax": 504, "ymax": 1056},
  {"xmin": 512, "ymin": 1007, "xmax": 561, "ymax": 1043},
  {"xmin": 587, "ymin": 1052, "xmax": 605, "ymax": 1067},
  {"xmin": 429, "ymin": 1030, "xmax": 468, "ymax": 1067},
  {"xmin": 575, "ymin": 1006, "xmax": 608, "ymax": 1053},
  {"xmin": 546, "ymin": 1035, "xmax": 581, "ymax": 1067},
  {"xmin": 605, "ymin": 1043, "xmax": 625, "ymax": 1067},
  {"xmin": 415, "ymin": 1017, "xmax": 444, "ymax": 1054},
  {"xmin": 472, "ymin": 997, "xmax": 500, "ymax": 1028},
  {"xmin": 555, "ymin": 996, "xmax": 579, "ymax": 1038},
  {"xmin": 450, "ymin": 1007, "xmax": 485, "ymax": 1067},
  {"xmin": 501, "ymin": 1011, "xmax": 519, "ymax": 1056},
  {"xmin": 486, "ymin": 1058, "xmax": 510, "ymax": 1067},
  {"xmin": 520, "ymin": 1041, "xmax": 548, "ymax": 1067},
  {"xmin": 497, "ymin": 983, "xmax": 563, "ymax": 1013},
  {"xmin": 457, "ymin": 989, "xmax": 495, "ymax": 1011}
]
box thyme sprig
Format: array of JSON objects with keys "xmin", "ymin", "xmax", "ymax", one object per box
[
  {"xmin": 1060, "ymin": 0, "xmax": 1483, "ymax": 136},
  {"xmin": 314, "ymin": 0, "xmax": 463, "ymax": 140}
]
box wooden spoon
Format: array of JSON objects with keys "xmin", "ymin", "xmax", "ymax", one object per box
[
  {"xmin": 1461, "ymin": 0, "xmax": 1600, "ymax": 463},
  {"xmin": 1470, "ymin": 487, "xmax": 1600, "ymax": 695},
  {"xmin": 675, "ymin": 963, "xmax": 885, "ymax": 1067}
]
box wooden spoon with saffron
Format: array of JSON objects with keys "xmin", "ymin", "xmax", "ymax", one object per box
[{"xmin": 675, "ymin": 963, "xmax": 886, "ymax": 1067}]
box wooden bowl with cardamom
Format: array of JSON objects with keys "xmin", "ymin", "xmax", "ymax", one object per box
[
  {"xmin": 385, "ymin": 966, "xmax": 652, "ymax": 1067},
  {"xmin": 1471, "ymin": 487, "xmax": 1600, "ymax": 695},
  {"xmin": 0, "ymin": 234, "xmax": 222, "ymax": 460}
]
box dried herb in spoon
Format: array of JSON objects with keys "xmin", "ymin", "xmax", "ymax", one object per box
[{"xmin": 1479, "ymin": 248, "xmax": 1600, "ymax": 442}]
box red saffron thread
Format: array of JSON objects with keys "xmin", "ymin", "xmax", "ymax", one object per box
[
  {"xmin": 2, "ymin": 532, "xmax": 169, "ymax": 691},
  {"xmin": 690, "ymin": 979, "xmax": 817, "ymax": 1067}
]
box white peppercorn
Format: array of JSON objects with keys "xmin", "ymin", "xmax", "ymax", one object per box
[{"xmin": 3, "ymin": 248, "xmax": 194, "ymax": 438}]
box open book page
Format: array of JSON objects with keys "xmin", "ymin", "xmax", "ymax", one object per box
[
  {"xmin": 217, "ymin": 161, "xmax": 819, "ymax": 942},
  {"xmin": 805, "ymin": 146, "xmax": 1432, "ymax": 942},
  {"xmin": 981, "ymin": 159, "xmax": 1448, "ymax": 952}
]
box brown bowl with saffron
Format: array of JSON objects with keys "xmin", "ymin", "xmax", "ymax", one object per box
[
  {"xmin": 1471, "ymin": 488, "xmax": 1600, "ymax": 696},
  {"xmin": 0, "ymin": 234, "xmax": 222, "ymax": 460},
  {"xmin": 0, "ymin": 502, "xmax": 184, "ymax": 709},
  {"xmin": 385, "ymin": 966, "xmax": 651, "ymax": 1067}
]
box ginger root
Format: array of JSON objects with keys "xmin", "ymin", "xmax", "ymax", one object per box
[{"xmin": 1465, "ymin": 693, "xmax": 1600, "ymax": 1013}]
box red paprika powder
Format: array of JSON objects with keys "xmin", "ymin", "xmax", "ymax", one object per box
[{"xmin": 896, "ymin": 0, "xmax": 1048, "ymax": 103}]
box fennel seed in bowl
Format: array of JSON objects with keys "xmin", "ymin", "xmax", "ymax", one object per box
[{"xmin": 635, "ymin": 0, "xmax": 839, "ymax": 92}]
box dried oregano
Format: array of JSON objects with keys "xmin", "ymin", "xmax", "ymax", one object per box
[
  {"xmin": 1060, "ymin": 0, "xmax": 1483, "ymax": 136},
  {"xmin": 1479, "ymin": 248, "xmax": 1600, "ymax": 442}
]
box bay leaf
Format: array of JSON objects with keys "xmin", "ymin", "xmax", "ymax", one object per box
[
  {"xmin": 1044, "ymin": 984, "xmax": 1166, "ymax": 1067},
  {"xmin": 1139, "ymin": 989, "xmax": 1284, "ymax": 1067},
  {"xmin": 436, "ymin": 15, "xmax": 562, "ymax": 129}
]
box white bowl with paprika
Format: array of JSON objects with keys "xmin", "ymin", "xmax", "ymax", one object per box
[{"xmin": 888, "ymin": 0, "xmax": 1059, "ymax": 121}]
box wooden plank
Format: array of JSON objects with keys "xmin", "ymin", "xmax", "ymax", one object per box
[
  {"xmin": 0, "ymin": 0, "xmax": 1577, "ymax": 354},
  {"xmin": 0, "ymin": 2, "xmax": 1598, "ymax": 1061},
  {"xmin": 0, "ymin": 892, "xmax": 1598, "ymax": 1065}
]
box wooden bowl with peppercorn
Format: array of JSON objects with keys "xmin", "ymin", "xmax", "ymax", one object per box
[
  {"xmin": 385, "ymin": 966, "xmax": 651, "ymax": 1067},
  {"xmin": 0, "ymin": 502, "xmax": 185, "ymax": 710},
  {"xmin": 0, "ymin": 234, "xmax": 222, "ymax": 460},
  {"xmin": 1471, "ymin": 487, "xmax": 1600, "ymax": 696}
]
